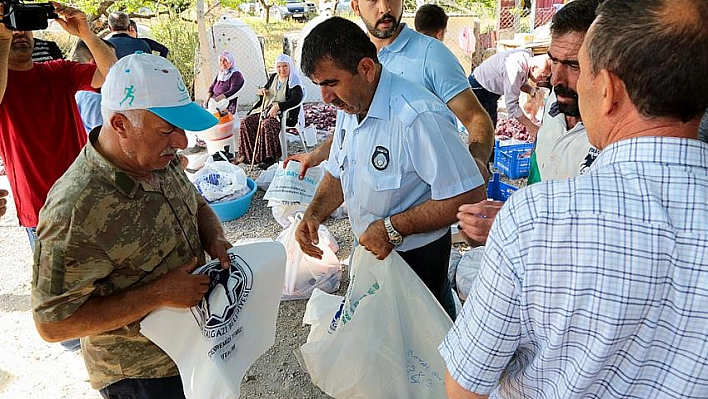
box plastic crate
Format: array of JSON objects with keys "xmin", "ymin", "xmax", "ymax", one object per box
[
  {"xmin": 493, "ymin": 140, "xmax": 534, "ymax": 179},
  {"xmin": 486, "ymin": 172, "xmax": 519, "ymax": 202}
]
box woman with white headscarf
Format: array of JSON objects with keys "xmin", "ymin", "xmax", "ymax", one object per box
[
  {"xmin": 204, "ymin": 51, "xmax": 245, "ymax": 115},
  {"xmin": 237, "ymin": 54, "xmax": 304, "ymax": 169}
]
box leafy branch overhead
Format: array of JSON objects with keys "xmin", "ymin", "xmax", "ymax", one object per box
[{"xmin": 73, "ymin": 0, "xmax": 284, "ymax": 24}]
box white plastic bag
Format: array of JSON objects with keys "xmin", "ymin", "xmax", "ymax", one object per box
[
  {"xmin": 192, "ymin": 160, "xmax": 248, "ymax": 203},
  {"xmin": 255, "ymin": 163, "xmax": 278, "ymax": 191},
  {"xmin": 298, "ymin": 246, "xmax": 452, "ymax": 399},
  {"xmin": 140, "ymin": 242, "xmax": 286, "ymax": 399},
  {"xmin": 456, "ymin": 246, "xmax": 485, "ymax": 301},
  {"xmin": 302, "ymin": 288, "xmax": 344, "ymax": 343},
  {"xmin": 277, "ymin": 214, "xmax": 341, "ymax": 300},
  {"xmin": 264, "ymin": 160, "xmax": 323, "ymax": 204},
  {"xmin": 330, "ymin": 202, "xmax": 348, "ymax": 220},
  {"xmin": 271, "ymin": 203, "xmax": 309, "ymax": 228}
]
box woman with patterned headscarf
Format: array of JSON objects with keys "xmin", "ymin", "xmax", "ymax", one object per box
[
  {"xmin": 237, "ymin": 54, "xmax": 304, "ymax": 169},
  {"xmin": 203, "ymin": 51, "xmax": 245, "ymax": 115}
]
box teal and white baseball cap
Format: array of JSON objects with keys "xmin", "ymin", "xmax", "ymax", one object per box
[{"xmin": 102, "ymin": 52, "xmax": 217, "ymax": 131}]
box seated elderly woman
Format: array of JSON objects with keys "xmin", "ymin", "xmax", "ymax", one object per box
[
  {"xmin": 237, "ymin": 54, "xmax": 304, "ymax": 169},
  {"xmin": 203, "ymin": 51, "xmax": 245, "ymax": 115}
]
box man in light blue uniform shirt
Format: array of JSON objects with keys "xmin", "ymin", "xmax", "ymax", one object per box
[
  {"xmin": 286, "ymin": 0, "xmax": 493, "ymax": 178},
  {"xmin": 295, "ymin": 18, "xmax": 486, "ymax": 319}
]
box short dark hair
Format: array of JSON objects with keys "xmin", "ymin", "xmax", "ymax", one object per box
[
  {"xmin": 129, "ymin": 20, "xmax": 138, "ymax": 35},
  {"xmin": 108, "ymin": 11, "xmax": 130, "ymax": 31},
  {"xmin": 550, "ymin": 0, "xmax": 601, "ymax": 37},
  {"xmin": 588, "ymin": 0, "xmax": 708, "ymax": 121},
  {"xmin": 415, "ymin": 4, "xmax": 448, "ymax": 37},
  {"xmin": 301, "ymin": 17, "xmax": 378, "ymax": 78}
]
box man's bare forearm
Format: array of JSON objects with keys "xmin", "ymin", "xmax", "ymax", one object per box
[
  {"xmin": 446, "ymin": 89, "xmax": 495, "ymax": 162},
  {"xmin": 83, "ymin": 33, "xmax": 116, "ymax": 87},
  {"xmin": 391, "ymin": 188, "xmax": 485, "ymax": 237},
  {"xmin": 0, "ymin": 39, "xmax": 10, "ymax": 103},
  {"xmin": 304, "ymin": 172, "xmax": 343, "ymax": 223},
  {"xmin": 466, "ymin": 114, "xmax": 495, "ymax": 163},
  {"xmin": 311, "ymin": 135, "xmax": 333, "ymax": 165}
]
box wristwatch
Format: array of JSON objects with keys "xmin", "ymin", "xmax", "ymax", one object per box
[{"xmin": 383, "ymin": 217, "xmax": 403, "ymax": 245}]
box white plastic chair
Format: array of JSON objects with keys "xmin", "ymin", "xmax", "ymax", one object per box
[{"xmin": 278, "ymin": 96, "xmax": 308, "ymax": 161}]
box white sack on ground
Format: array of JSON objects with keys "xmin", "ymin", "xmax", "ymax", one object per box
[
  {"xmin": 255, "ymin": 163, "xmax": 278, "ymax": 191},
  {"xmin": 140, "ymin": 242, "xmax": 286, "ymax": 399},
  {"xmin": 455, "ymin": 246, "xmax": 485, "ymax": 301}
]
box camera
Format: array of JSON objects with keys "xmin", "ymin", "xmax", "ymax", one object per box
[{"xmin": 2, "ymin": 0, "xmax": 59, "ymax": 31}]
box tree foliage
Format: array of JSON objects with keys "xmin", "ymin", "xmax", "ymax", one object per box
[
  {"xmin": 73, "ymin": 0, "xmax": 194, "ymax": 24},
  {"xmin": 73, "ymin": 0, "xmax": 284, "ymax": 24}
]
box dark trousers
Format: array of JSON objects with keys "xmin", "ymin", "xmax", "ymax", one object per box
[
  {"xmin": 99, "ymin": 376, "xmax": 185, "ymax": 399},
  {"xmin": 397, "ymin": 230, "xmax": 456, "ymax": 320},
  {"xmin": 469, "ymin": 74, "xmax": 501, "ymax": 129}
]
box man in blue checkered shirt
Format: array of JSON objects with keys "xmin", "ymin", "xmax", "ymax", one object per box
[{"xmin": 440, "ymin": 0, "xmax": 708, "ymax": 398}]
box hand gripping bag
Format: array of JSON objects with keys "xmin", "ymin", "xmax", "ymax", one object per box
[
  {"xmin": 297, "ymin": 246, "xmax": 452, "ymax": 399},
  {"xmin": 277, "ymin": 214, "xmax": 342, "ymax": 300},
  {"xmin": 140, "ymin": 242, "xmax": 286, "ymax": 399}
]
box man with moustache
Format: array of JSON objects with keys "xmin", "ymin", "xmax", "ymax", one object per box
[
  {"xmin": 456, "ymin": 0, "xmax": 600, "ymax": 244},
  {"xmin": 0, "ymin": 3, "xmax": 116, "ymax": 252},
  {"xmin": 32, "ymin": 53, "xmax": 231, "ymax": 398},
  {"xmin": 295, "ymin": 17, "xmax": 486, "ymax": 320},
  {"xmin": 526, "ymin": 0, "xmax": 601, "ymax": 184},
  {"xmin": 287, "ymin": 0, "xmax": 494, "ymax": 178},
  {"xmin": 441, "ymin": 0, "xmax": 708, "ymax": 396}
]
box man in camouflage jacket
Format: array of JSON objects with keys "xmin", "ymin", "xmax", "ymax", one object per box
[{"xmin": 31, "ymin": 53, "xmax": 229, "ymax": 399}]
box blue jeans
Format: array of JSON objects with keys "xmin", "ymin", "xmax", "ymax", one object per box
[
  {"xmin": 25, "ymin": 226, "xmax": 37, "ymax": 253},
  {"xmin": 99, "ymin": 376, "xmax": 186, "ymax": 399}
]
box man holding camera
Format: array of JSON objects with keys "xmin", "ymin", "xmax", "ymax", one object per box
[{"xmin": 0, "ymin": 2, "xmax": 116, "ymax": 251}]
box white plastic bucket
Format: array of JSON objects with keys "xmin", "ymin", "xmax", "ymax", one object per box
[
  {"xmin": 194, "ymin": 119, "xmax": 239, "ymax": 141},
  {"xmin": 206, "ymin": 134, "xmax": 238, "ymax": 156}
]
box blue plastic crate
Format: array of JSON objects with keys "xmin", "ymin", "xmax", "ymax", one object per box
[
  {"xmin": 493, "ymin": 140, "xmax": 534, "ymax": 179},
  {"xmin": 486, "ymin": 172, "xmax": 519, "ymax": 202}
]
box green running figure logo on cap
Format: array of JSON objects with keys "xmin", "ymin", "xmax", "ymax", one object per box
[{"xmin": 120, "ymin": 85, "xmax": 136, "ymax": 107}]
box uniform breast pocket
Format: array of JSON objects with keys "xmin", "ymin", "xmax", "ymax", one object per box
[{"xmin": 360, "ymin": 171, "xmax": 402, "ymax": 217}]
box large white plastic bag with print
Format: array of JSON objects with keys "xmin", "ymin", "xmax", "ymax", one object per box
[
  {"xmin": 193, "ymin": 160, "xmax": 248, "ymax": 203},
  {"xmin": 297, "ymin": 246, "xmax": 452, "ymax": 399},
  {"xmin": 302, "ymin": 288, "xmax": 344, "ymax": 343},
  {"xmin": 140, "ymin": 242, "xmax": 285, "ymax": 399},
  {"xmin": 276, "ymin": 214, "xmax": 341, "ymax": 300}
]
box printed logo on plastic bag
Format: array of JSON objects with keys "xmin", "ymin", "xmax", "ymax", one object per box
[{"xmin": 190, "ymin": 252, "xmax": 254, "ymax": 361}]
